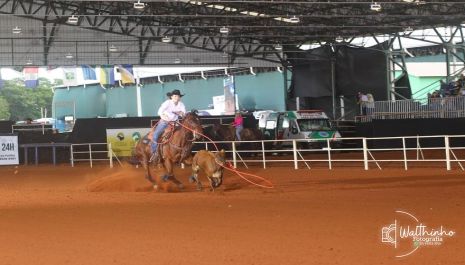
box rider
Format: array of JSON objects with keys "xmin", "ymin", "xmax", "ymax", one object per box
[{"xmin": 151, "ymin": 89, "xmax": 186, "ymax": 153}]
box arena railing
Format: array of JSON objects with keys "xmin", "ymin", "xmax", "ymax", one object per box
[
  {"xmin": 194, "ymin": 135, "xmax": 465, "ymax": 170},
  {"xmin": 12, "ymin": 124, "xmax": 54, "ymax": 134},
  {"xmin": 70, "ymin": 143, "xmax": 116, "ymax": 168},
  {"xmin": 357, "ymin": 96, "xmax": 465, "ymax": 122}
]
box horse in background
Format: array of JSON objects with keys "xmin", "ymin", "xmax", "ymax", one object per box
[
  {"xmin": 133, "ymin": 111, "xmax": 203, "ymax": 190},
  {"xmin": 202, "ymin": 123, "xmax": 263, "ymax": 156},
  {"xmin": 201, "ymin": 123, "xmax": 235, "ymax": 150},
  {"xmin": 189, "ymin": 149, "xmax": 226, "ymax": 191},
  {"xmin": 238, "ymin": 127, "xmax": 263, "ymax": 156}
]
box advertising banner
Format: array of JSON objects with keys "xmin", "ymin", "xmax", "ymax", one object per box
[
  {"xmin": 223, "ymin": 76, "xmax": 236, "ymax": 115},
  {"xmin": 106, "ymin": 128, "xmax": 151, "ymax": 157},
  {"xmin": 0, "ymin": 135, "xmax": 19, "ymax": 165}
]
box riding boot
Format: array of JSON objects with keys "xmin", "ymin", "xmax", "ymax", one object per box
[{"xmin": 151, "ymin": 142, "xmax": 157, "ymax": 154}]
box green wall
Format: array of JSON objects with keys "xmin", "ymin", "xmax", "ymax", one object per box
[
  {"xmin": 53, "ymin": 84, "xmax": 106, "ymax": 119},
  {"xmin": 52, "ymin": 71, "xmax": 286, "ymax": 118}
]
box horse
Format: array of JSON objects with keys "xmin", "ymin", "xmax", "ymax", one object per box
[
  {"xmin": 134, "ymin": 111, "xmax": 203, "ymax": 190},
  {"xmin": 202, "ymin": 123, "xmax": 235, "ymax": 150},
  {"xmin": 189, "ymin": 149, "xmax": 226, "ymax": 191},
  {"xmin": 238, "ymin": 127, "xmax": 263, "ymax": 156}
]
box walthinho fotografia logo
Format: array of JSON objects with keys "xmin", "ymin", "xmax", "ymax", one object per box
[{"xmin": 381, "ymin": 210, "xmax": 455, "ymax": 258}]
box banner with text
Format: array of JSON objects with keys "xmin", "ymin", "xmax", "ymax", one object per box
[
  {"xmin": 0, "ymin": 135, "xmax": 19, "ymax": 165},
  {"xmin": 223, "ymin": 76, "xmax": 236, "ymax": 115}
]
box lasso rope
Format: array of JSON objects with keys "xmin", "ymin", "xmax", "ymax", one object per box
[{"xmin": 175, "ymin": 121, "xmax": 274, "ymax": 189}]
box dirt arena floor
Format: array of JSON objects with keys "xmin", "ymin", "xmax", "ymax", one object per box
[{"xmin": 0, "ymin": 161, "xmax": 464, "ymax": 265}]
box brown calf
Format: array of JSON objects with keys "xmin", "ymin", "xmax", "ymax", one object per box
[{"xmin": 189, "ymin": 150, "xmax": 226, "ymax": 191}]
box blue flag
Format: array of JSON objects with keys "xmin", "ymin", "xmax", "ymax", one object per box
[{"xmin": 82, "ymin": 65, "xmax": 97, "ymax": 80}]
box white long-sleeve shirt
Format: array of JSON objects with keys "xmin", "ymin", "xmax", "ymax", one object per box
[{"xmin": 157, "ymin": 99, "xmax": 186, "ymax": 121}]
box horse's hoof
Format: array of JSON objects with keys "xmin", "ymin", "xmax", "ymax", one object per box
[
  {"xmin": 153, "ymin": 185, "xmax": 158, "ymax": 190},
  {"xmin": 178, "ymin": 184, "xmax": 184, "ymax": 190},
  {"xmin": 162, "ymin": 175, "xmax": 170, "ymax": 182},
  {"xmin": 188, "ymin": 176, "xmax": 195, "ymax": 183}
]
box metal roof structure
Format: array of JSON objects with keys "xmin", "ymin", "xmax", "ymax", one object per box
[{"xmin": 1, "ymin": 0, "xmax": 465, "ymax": 66}]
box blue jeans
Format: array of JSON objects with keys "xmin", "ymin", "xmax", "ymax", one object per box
[
  {"xmin": 151, "ymin": 120, "xmax": 169, "ymax": 153},
  {"xmin": 235, "ymin": 125, "xmax": 243, "ymax": 141}
]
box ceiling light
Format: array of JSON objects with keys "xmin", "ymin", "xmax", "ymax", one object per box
[
  {"xmin": 370, "ymin": 2, "xmax": 382, "ymax": 12},
  {"xmin": 67, "ymin": 15, "xmax": 78, "ymax": 24},
  {"xmin": 134, "ymin": 0, "xmax": 145, "ymax": 9},
  {"xmin": 12, "ymin": 26, "xmax": 21, "ymax": 34},
  {"xmin": 161, "ymin": 36, "xmax": 172, "ymax": 43},
  {"xmin": 26, "ymin": 59, "xmax": 33, "ymax": 65},
  {"xmin": 174, "ymin": 58, "xmax": 181, "ymax": 64},
  {"xmin": 222, "ymin": 51, "xmax": 228, "ymax": 58},
  {"xmin": 109, "ymin": 45, "xmax": 118, "ymax": 52},
  {"xmin": 65, "ymin": 53, "xmax": 74, "ymax": 59},
  {"xmin": 219, "ymin": 26, "xmax": 229, "ymax": 34},
  {"xmin": 335, "ymin": 36, "xmax": 344, "ymax": 42},
  {"xmin": 274, "ymin": 44, "xmax": 283, "ymax": 51},
  {"xmin": 289, "ymin": 15, "xmax": 300, "ymax": 23}
]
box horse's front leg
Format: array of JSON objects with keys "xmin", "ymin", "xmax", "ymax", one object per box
[{"xmin": 162, "ymin": 158, "xmax": 184, "ymax": 190}]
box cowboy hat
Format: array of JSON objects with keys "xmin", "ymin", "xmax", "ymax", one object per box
[{"xmin": 166, "ymin": 89, "xmax": 184, "ymax": 97}]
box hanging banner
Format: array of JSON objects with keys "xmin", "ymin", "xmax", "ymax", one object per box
[
  {"xmin": 106, "ymin": 128, "xmax": 151, "ymax": 157},
  {"xmin": 223, "ymin": 75, "xmax": 236, "ymax": 115},
  {"xmin": 0, "ymin": 135, "xmax": 19, "ymax": 165}
]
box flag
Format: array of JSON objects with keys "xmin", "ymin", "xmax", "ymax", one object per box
[
  {"xmin": 117, "ymin": 65, "xmax": 135, "ymax": 84},
  {"xmin": 82, "ymin": 65, "xmax": 97, "ymax": 80},
  {"xmin": 99, "ymin": 65, "xmax": 115, "ymax": 86},
  {"xmin": 23, "ymin": 67, "xmax": 39, "ymax": 88},
  {"xmin": 62, "ymin": 67, "xmax": 78, "ymax": 87}
]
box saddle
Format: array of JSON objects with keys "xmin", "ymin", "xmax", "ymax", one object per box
[{"xmin": 147, "ymin": 122, "xmax": 181, "ymax": 163}]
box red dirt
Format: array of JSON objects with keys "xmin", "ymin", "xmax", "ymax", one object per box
[{"xmin": 0, "ymin": 162, "xmax": 464, "ymax": 265}]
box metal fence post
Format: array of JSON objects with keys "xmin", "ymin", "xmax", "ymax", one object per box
[
  {"xmin": 89, "ymin": 144, "xmax": 93, "ymax": 168},
  {"xmin": 402, "ymin": 137, "xmax": 408, "ymax": 170},
  {"xmin": 445, "ymin": 136, "xmax": 451, "ymax": 170},
  {"xmin": 293, "ymin": 140, "xmax": 298, "ymax": 169},
  {"xmin": 327, "ymin": 139, "xmax": 332, "ymax": 170},
  {"xmin": 108, "ymin": 143, "xmax": 113, "ymax": 168},
  {"xmin": 232, "ymin": 141, "xmax": 237, "ymax": 168},
  {"xmin": 70, "ymin": 144, "xmax": 74, "ymax": 167},
  {"xmin": 261, "ymin": 141, "xmax": 266, "ymax": 169},
  {"xmin": 362, "ymin": 138, "xmax": 368, "ymax": 170}
]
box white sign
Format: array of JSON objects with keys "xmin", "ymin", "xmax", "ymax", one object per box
[{"xmin": 0, "ymin": 135, "xmax": 19, "ymax": 165}]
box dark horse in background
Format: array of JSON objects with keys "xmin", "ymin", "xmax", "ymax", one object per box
[
  {"xmin": 203, "ymin": 123, "xmax": 262, "ymax": 156},
  {"xmin": 134, "ymin": 112, "xmax": 203, "ymax": 190}
]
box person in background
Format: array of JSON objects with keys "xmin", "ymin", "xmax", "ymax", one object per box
[
  {"xmin": 151, "ymin": 89, "xmax": 186, "ymax": 153},
  {"xmin": 232, "ymin": 112, "xmax": 244, "ymax": 141},
  {"xmin": 357, "ymin": 92, "xmax": 368, "ymax": 115},
  {"xmin": 366, "ymin": 93, "xmax": 375, "ymax": 116}
]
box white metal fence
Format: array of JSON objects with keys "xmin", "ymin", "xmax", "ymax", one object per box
[
  {"xmin": 70, "ymin": 143, "xmax": 116, "ymax": 168},
  {"xmin": 194, "ymin": 135, "xmax": 465, "ymax": 170},
  {"xmin": 67, "ymin": 135, "xmax": 465, "ymax": 171},
  {"xmin": 358, "ymin": 96, "xmax": 465, "ymax": 122}
]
